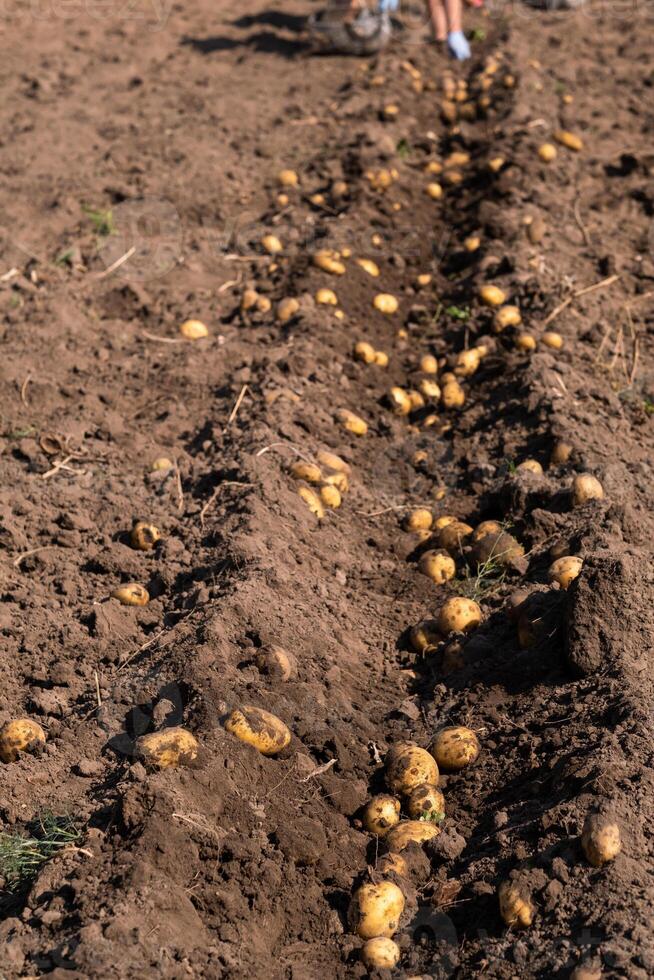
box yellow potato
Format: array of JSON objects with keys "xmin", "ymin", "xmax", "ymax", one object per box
[
  {"xmin": 503, "ymin": 74, "xmax": 515, "ymax": 88},
  {"xmin": 256, "ymin": 296, "xmax": 272, "ymax": 314},
  {"xmin": 361, "ymin": 938, "xmax": 401, "ymax": 970},
  {"xmin": 479, "ymin": 285, "xmax": 506, "ymax": 307},
  {"xmin": 320, "ymin": 484, "xmax": 341, "ymax": 509},
  {"xmin": 409, "ymin": 619, "xmax": 441, "ymax": 654},
  {"xmin": 337, "ymin": 409, "xmax": 368, "ymax": 436},
  {"xmin": 323, "ymin": 470, "xmax": 349, "ymax": 493},
  {"xmin": 515, "ymin": 333, "xmax": 537, "ymax": 352},
  {"xmin": 278, "ymin": 169, "xmax": 299, "ymax": 187},
  {"xmin": 472, "ymin": 520, "xmax": 503, "ymax": 543},
  {"xmin": 407, "ymin": 390, "xmax": 425, "ymax": 411},
  {"xmin": 224, "ymin": 705, "xmax": 291, "ymax": 756},
  {"xmin": 516, "ymin": 459, "xmax": 543, "ymax": 475},
  {"xmin": 313, "ymin": 250, "xmax": 345, "ymax": 275},
  {"xmin": 362, "ymin": 794, "xmax": 401, "ymax": 836},
  {"xmin": 493, "ymin": 305, "xmax": 521, "ymax": 331},
  {"xmin": 0, "ymin": 719, "xmax": 46, "ymax": 763},
  {"xmin": 498, "ymin": 880, "xmax": 534, "ymax": 928},
  {"xmin": 374, "ymin": 350, "xmax": 389, "ymax": 367},
  {"xmin": 136, "ymin": 727, "xmax": 199, "ymax": 769},
  {"xmin": 385, "ymin": 819, "xmax": 440, "ymax": 851},
  {"xmin": 444, "ymin": 169, "xmax": 463, "ymax": 185},
  {"xmin": 438, "ymin": 520, "xmax": 473, "ymax": 553},
  {"xmin": 241, "ymin": 288, "xmax": 259, "ymax": 312},
  {"xmin": 418, "ymin": 549, "xmax": 456, "ymax": 585},
  {"xmin": 261, "ymin": 234, "xmax": 283, "ymax": 254},
  {"xmin": 130, "ymin": 520, "xmax": 161, "ymax": 551},
  {"xmin": 441, "ymin": 380, "xmax": 465, "ymax": 409},
  {"xmin": 317, "ymin": 450, "xmax": 350, "ymax": 475},
  {"xmin": 180, "ymin": 319, "xmax": 209, "ymax": 340},
  {"xmin": 473, "ymin": 530, "xmax": 524, "ymax": 567},
  {"xmin": 542, "ymin": 331, "xmax": 563, "ymax": 350},
  {"xmin": 437, "ymin": 597, "xmax": 482, "ymax": 635},
  {"xmin": 377, "ymin": 852, "xmax": 408, "ymax": 877},
  {"xmin": 290, "ymin": 461, "xmax": 322, "ymax": 484},
  {"xmin": 298, "ymin": 485, "xmax": 325, "ymax": 519},
  {"xmin": 389, "ymin": 387, "xmax": 412, "ymax": 416},
  {"xmin": 426, "ymin": 182, "xmax": 443, "ymax": 200},
  {"xmin": 430, "ymin": 727, "xmax": 479, "ymax": 771},
  {"xmin": 550, "ymin": 441, "xmax": 572, "ymax": 466},
  {"xmin": 464, "ymin": 235, "xmax": 481, "ymax": 252},
  {"xmin": 434, "ymin": 515, "xmax": 456, "ymax": 530},
  {"xmin": 373, "ymin": 293, "xmax": 399, "ymax": 314},
  {"xmin": 420, "ymin": 354, "xmax": 438, "ymax": 375},
  {"xmin": 349, "ymin": 881, "xmax": 405, "ymax": 940},
  {"xmin": 151, "ymin": 456, "xmax": 174, "ymax": 472},
  {"xmin": 538, "ymin": 143, "xmax": 557, "ymax": 162},
  {"xmin": 383, "ymin": 103, "xmax": 399, "ymax": 118},
  {"xmin": 572, "ymin": 473, "xmax": 604, "ymax": 506},
  {"xmin": 386, "ymin": 743, "xmax": 439, "ymax": 795},
  {"xmin": 277, "ymin": 193, "xmax": 288, "ymax": 207},
  {"xmin": 488, "ymin": 156, "xmax": 505, "ymax": 172},
  {"xmin": 416, "ymin": 273, "xmax": 432, "ymax": 287},
  {"xmin": 454, "ymin": 349, "xmax": 481, "ymax": 378},
  {"xmin": 554, "ymin": 129, "xmax": 583, "ymax": 151},
  {"xmin": 424, "ymin": 161, "xmax": 442, "ymax": 176},
  {"xmin": 405, "ymin": 783, "xmax": 445, "ymax": 821},
  {"xmin": 549, "ymin": 555, "xmax": 583, "ymax": 589},
  {"xmin": 419, "ymin": 379, "xmax": 441, "ymax": 401},
  {"xmin": 356, "ymin": 258, "xmax": 380, "ymax": 277},
  {"xmin": 112, "ymin": 583, "xmax": 149, "ymax": 606},
  {"xmin": 277, "ymin": 298, "xmax": 300, "ymax": 323},
  {"xmin": 255, "ymin": 645, "xmax": 297, "ymax": 681},
  {"xmin": 405, "ymin": 508, "xmax": 432, "ymax": 532},
  {"xmin": 354, "ymin": 341, "xmax": 376, "ymax": 365},
  {"xmin": 581, "ymin": 813, "xmax": 621, "ymax": 867},
  {"xmin": 316, "ymin": 287, "xmax": 338, "ymax": 306}
]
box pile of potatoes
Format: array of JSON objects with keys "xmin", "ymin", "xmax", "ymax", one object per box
[{"xmin": 288, "ymin": 450, "xmax": 351, "ymax": 519}]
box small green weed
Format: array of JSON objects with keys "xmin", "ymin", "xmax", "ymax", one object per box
[
  {"xmin": 0, "ymin": 813, "xmax": 82, "ymax": 892},
  {"xmin": 446, "ymin": 305, "xmax": 470, "ymax": 321},
  {"xmin": 82, "ymin": 205, "xmax": 114, "ymax": 237},
  {"xmin": 419, "ymin": 810, "xmax": 445, "ymax": 824}
]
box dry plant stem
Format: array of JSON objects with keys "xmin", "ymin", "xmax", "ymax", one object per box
[
  {"xmin": 12, "ymin": 546, "xmax": 51, "ymax": 567},
  {"xmin": 95, "ymin": 246, "xmax": 136, "ymax": 280},
  {"xmin": 199, "ymin": 481, "xmax": 254, "ymax": 528},
  {"xmin": 41, "ymin": 455, "xmax": 75, "ymax": 479},
  {"xmin": 227, "ymin": 384, "xmax": 249, "ymax": 426},
  {"xmin": 20, "ymin": 374, "xmax": 31, "ymax": 405},
  {"xmin": 255, "ymin": 441, "xmax": 316, "ymax": 465},
  {"xmin": 543, "ymin": 274, "xmax": 620, "ymax": 327},
  {"xmin": 142, "ymin": 331, "xmax": 184, "ymax": 344}
]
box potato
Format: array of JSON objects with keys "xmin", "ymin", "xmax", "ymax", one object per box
[
  {"xmin": 406, "ymin": 783, "xmax": 445, "ymax": 821},
  {"xmin": 430, "ymin": 727, "xmax": 479, "ymax": 771},
  {"xmin": 261, "ymin": 234, "xmax": 283, "ymax": 254},
  {"xmin": 361, "ymin": 938, "xmax": 401, "ymax": 970},
  {"xmin": 385, "ymin": 819, "xmax": 440, "ymax": 851},
  {"xmin": 437, "ymin": 520, "xmax": 473, "ymax": 553},
  {"xmin": 516, "ymin": 459, "xmax": 543, "ymax": 475},
  {"xmin": 332, "ymin": 180, "xmax": 348, "ymax": 198},
  {"xmin": 363, "ymin": 794, "xmax": 401, "ymax": 836},
  {"xmin": 278, "ymin": 169, "xmax": 299, "ymax": 187},
  {"xmin": 317, "ymin": 450, "xmax": 350, "ymax": 475},
  {"xmin": 581, "ymin": 813, "xmax": 621, "ymax": 867},
  {"xmin": 130, "ymin": 520, "xmax": 161, "ymax": 551},
  {"xmin": 416, "ymin": 273, "xmax": 432, "ymax": 287},
  {"xmin": 136, "ymin": 727, "xmax": 199, "ymax": 769},
  {"xmin": 373, "ymin": 293, "xmax": 399, "ymax": 314},
  {"xmin": 472, "ymin": 530, "xmax": 524, "ymax": 567},
  {"xmin": 224, "ymin": 705, "xmax": 291, "ymax": 756},
  {"xmin": 542, "ymin": 331, "xmax": 563, "ymax": 350},
  {"xmin": 498, "ymin": 880, "xmax": 534, "ymax": 928},
  {"xmin": 515, "ymin": 333, "xmax": 537, "ymax": 352},
  {"xmin": 179, "ymin": 319, "xmax": 209, "ymax": 340},
  {"xmin": 324, "ymin": 470, "xmax": 349, "ymax": 493},
  {"xmin": 407, "ymin": 390, "xmax": 425, "ymax": 411},
  {"xmin": 550, "ymin": 441, "xmax": 572, "ymax": 466},
  {"xmin": 437, "ymin": 597, "xmax": 481, "ymax": 635},
  {"xmin": 277, "ymin": 297, "xmax": 300, "ymax": 323},
  {"xmin": 255, "ymin": 644, "xmax": 297, "ymax": 681},
  {"xmin": 419, "ymin": 549, "xmax": 456, "ymax": 585},
  {"xmin": 419, "ymin": 379, "xmax": 441, "ymax": 401},
  {"xmin": 454, "ymin": 349, "xmax": 481, "ymax": 378},
  {"xmin": 298, "ymin": 485, "xmax": 325, "ymax": 519},
  {"xmin": 424, "ymin": 161, "xmax": 442, "ymax": 176},
  {"xmin": 493, "ymin": 305, "xmax": 521, "ymax": 331},
  {"xmin": 290, "ymin": 461, "xmax": 322, "ymax": 484},
  {"xmin": 151, "ymin": 457, "xmax": 174, "ymax": 472},
  {"xmin": 256, "ymin": 296, "xmax": 272, "ymax": 313},
  {"xmin": 389, "ymin": 387, "xmax": 412, "ymax": 416},
  {"xmin": 464, "ymin": 235, "xmax": 481, "ymax": 252},
  {"xmin": 426, "ymin": 182, "xmax": 443, "ymax": 200},
  {"xmin": 405, "ymin": 508, "xmax": 432, "ymax": 532},
  {"xmin": 356, "ymin": 258, "xmax": 380, "ymax": 278},
  {"xmin": 409, "ymin": 619, "xmax": 441, "ymax": 654},
  {"xmin": 488, "ymin": 156, "xmax": 505, "ymax": 173},
  {"xmin": 377, "ymin": 852, "xmax": 408, "ymax": 877},
  {"xmin": 0, "ymin": 719, "xmax": 46, "ymax": 763},
  {"xmin": 572, "ymin": 473, "xmax": 604, "ymax": 506},
  {"xmin": 549, "ymin": 555, "xmax": 583, "ymax": 589},
  {"xmin": 337, "ymin": 409, "xmax": 368, "ymax": 436},
  {"xmin": 349, "ymin": 881, "xmax": 405, "ymax": 940},
  {"xmin": 444, "ymin": 169, "xmax": 463, "ymax": 185},
  {"xmin": 374, "ymin": 350, "xmax": 389, "ymax": 368},
  {"xmin": 554, "ymin": 129, "xmax": 583, "ymax": 151},
  {"xmin": 241, "ymin": 288, "xmax": 259, "ymax": 312},
  {"xmin": 441, "ymin": 380, "xmax": 465, "ymax": 409},
  {"xmin": 383, "ymin": 103, "xmax": 399, "ymax": 118},
  {"xmin": 320, "ymin": 484, "xmax": 341, "ymax": 509},
  {"xmin": 434, "ymin": 515, "xmax": 456, "ymax": 530},
  {"xmin": 112, "ymin": 583, "xmax": 149, "ymax": 606},
  {"xmin": 538, "ymin": 143, "xmax": 557, "ymax": 162},
  {"xmin": 472, "ymin": 520, "xmax": 503, "ymax": 543},
  {"xmin": 445, "ymin": 151, "xmax": 470, "ymax": 168},
  {"xmin": 353, "ymin": 341, "xmax": 376, "ymax": 365},
  {"xmin": 313, "ymin": 250, "xmax": 345, "ymax": 275},
  {"xmin": 277, "ymin": 193, "xmax": 288, "ymax": 206},
  {"xmin": 386, "ymin": 743, "xmax": 439, "ymax": 795},
  {"xmin": 316, "ymin": 287, "xmax": 338, "ymax": 306},
  {"xmin": 420, "ymin": 354, "xmax": 438, "ymax": 375}
]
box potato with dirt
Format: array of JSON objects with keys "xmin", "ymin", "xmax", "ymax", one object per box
[
  {"xmin": 224, "ymin": 706, "xmax": 291, "ymax": 755},
  {"xmin": 437, "ymin": 597, "xmax": 482, "ymax": 635},
  {"xmin": 385, "ymin": 819, "xmax": 441, "ymax": 851},
  {"xmin": 349, "ymin": 881, "xmax": 405, "ymax": 939},
  {"xmin": 362, "ymin": 794, "xmax": 401, "ymax": 837},
  {"xmin": 137, "ymin": 727, "xmax": 199, "ymax": 769},
  {"xmin": 0, "ymin": 719, "xmax": 46, "ymax": 763},
  {"xmin": 361, "ymin": 937, "xmax": 401, "ymax": 969},
  {"xmin": 385, "ymin": 743, "xmax": 439, "ymax": 795},
  {"xmin": 430, "ymin": 727, "xmax": 480, "ymax": 771}
]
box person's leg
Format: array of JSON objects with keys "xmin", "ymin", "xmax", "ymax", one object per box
[{"xmin": 427, "ymin": 0, "xmax": 448, "ymax": 41}]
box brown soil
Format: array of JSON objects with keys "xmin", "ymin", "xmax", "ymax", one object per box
[{"xmin": 1, "ymin": 1, "xmax": 653, "ymax": 978}]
